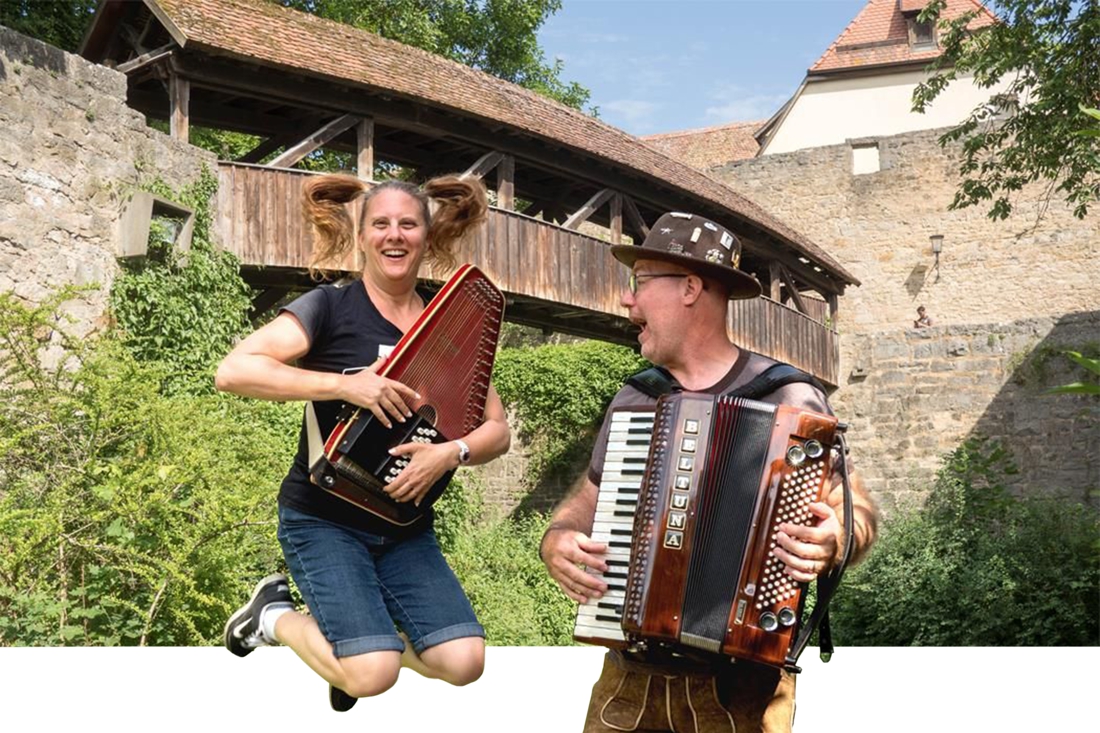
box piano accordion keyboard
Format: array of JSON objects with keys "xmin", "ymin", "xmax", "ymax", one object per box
[{"xmin": 573, "ymin": 409, "xmax": 655, "ymax": 646}]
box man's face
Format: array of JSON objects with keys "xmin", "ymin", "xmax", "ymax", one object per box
[{"xmin": 621, "ymin": 261, "xmax": 690, "ymax": 364}]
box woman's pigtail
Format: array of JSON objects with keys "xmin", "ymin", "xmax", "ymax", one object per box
[
  {"xmin": 301, "ymin": 174, "xmax": 368, "ymax": 278},
  {"xmin": 423, "ymin": 175, "xmax": 488, "ymax": 271}
]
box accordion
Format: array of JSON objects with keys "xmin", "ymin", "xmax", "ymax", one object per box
[
  {"xmin": 574, "ymin": 391, "xmax": 846, "ymax": 670},
  {"xmin": 309, "ymin": 264, "xmax": 504, "ymax": 526}
]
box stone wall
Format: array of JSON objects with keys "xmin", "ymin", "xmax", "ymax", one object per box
[
  {"xmin": 832, "ymin": 312, "xmax": 1098, "ymax": 513},
  {"xmin": 712, "ymin": 128, "xmax": 1098, "ymax": 334},
  {"xmin": 708, "ymin": 128, "xmax": 1099, "ymax": 513},
  {"xmin": 0, "ymin": 26, "xmax": 215, "ymax": 335}
]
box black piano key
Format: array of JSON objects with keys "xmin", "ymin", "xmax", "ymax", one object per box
[{"xmin": 595, "ymin": 614, "xmax": 622, "ymax": 622}]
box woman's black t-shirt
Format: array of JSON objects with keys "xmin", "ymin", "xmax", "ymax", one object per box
[{"xmin": 277, "ymin": 279, "xmax": 430, "ymax": 538}]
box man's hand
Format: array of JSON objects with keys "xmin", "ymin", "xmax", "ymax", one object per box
[
  {"xmin": 772, "ymin": 502, "xmax": 841, "ymax": 583},
  {"xmin": 541, "ymin": 527, "xmax": 610, "ymax": 604}
]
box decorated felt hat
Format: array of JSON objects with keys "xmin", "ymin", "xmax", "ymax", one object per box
[{"xmin": 610, "ymin": 212, "xmax": 761, "ymax": 300}]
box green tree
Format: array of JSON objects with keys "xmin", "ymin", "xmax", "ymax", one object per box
[
  {"xmin": 282, "ymin": 0, "xmax": 592, "ymax": 111},
  {"xmin": 913, "ymin": 0, "xmax": 1100, "ymax": 219},
  {"xmin": 0, "ymin": 1, "xmax": 97, "ymax": 52}
]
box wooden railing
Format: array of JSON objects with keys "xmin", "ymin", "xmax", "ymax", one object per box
[
  {"xmin": 728, "ymin": 297, "xmax": 838, "ymax": 386},
  {"xmin": 215, "ymin": 162, "xmax": 839, "ymax": 386}
]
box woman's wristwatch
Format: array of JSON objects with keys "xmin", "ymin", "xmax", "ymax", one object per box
[{"xmin": 454, "ymin": 439, "xmax": 471, "ymax": 465}]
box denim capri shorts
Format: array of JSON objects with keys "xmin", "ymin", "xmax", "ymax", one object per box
[{"xmin": 276, "ymin": 504, "xmax": 484, "ymax": 658}]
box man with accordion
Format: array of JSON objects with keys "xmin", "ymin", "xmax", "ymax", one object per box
[{"xmin": 541, "ymin": 212, "xmax": 878, "ymax": 733}]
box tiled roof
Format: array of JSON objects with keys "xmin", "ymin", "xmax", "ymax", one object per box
[
  {"xmin": 811, "ymin": 0, "xmax": 997, "ymax": 74},
  {"xmin": 898, "ymin": 0, "xmax": 932, "ymax": 13},
  {"xmin": 641, "ymin": 121, "xmax": 762, "ymax": 170},
  {"xmin": 141, "ymin": 0, "xmax": 855, "ymax": 284}
]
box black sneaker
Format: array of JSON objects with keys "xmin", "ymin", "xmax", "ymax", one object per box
[
  {"xmin": 223, "ymin": 573, "xmax": 292, "ymax": 658},
  {"xmin": 329, "ymin": 684, "xmax": 358, "ymax": 712}
]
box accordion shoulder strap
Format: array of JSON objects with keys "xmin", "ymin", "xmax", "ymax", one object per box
[
  {"xmin": 626, "ymin": 362, "xmax": 824, "ymax": 401},
  {"xmin": 626, "ymin": 366, "xmax": 677, "ymax": 397},
  {"xmin": 726, "ymin": 362, "xmax": 826, "ymax": 401}
]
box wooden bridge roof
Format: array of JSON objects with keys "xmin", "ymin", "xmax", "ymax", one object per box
[{"xmin": 82, "ymin": 0, "xmax": 859, "ymax": 297}]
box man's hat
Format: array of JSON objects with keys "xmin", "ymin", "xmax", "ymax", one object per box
[{"xmin": 610, "ymin": 212, "xmax": 761, "ymax": 299}]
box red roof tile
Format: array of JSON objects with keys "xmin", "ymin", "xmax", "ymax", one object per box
[
  {"xmin": 811, "ymin": 0, "xmax": 997, "ymax": 74},
  {"xmin": 642, "ymin": 121, "xmax": 761, "ymax": 170}
]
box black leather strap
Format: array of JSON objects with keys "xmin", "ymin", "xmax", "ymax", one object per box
[
  {"xmin": 625, "ymin": 366, "xmax": 677, "ymax": 397},
  {"xmin": 726, "ymin": 363, "xmax": 826, "ymax": 401},
  {"xmin": 784, "ymin": 431, "xmax": 854, "ymax": 673}
]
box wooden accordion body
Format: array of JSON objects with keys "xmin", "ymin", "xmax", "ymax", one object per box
[
  {"xmin": 575, "ymin": 392, "xmax": 839, "ymax": 669},
  {"xmin": 309, "ymin": 264, "xmax": 504, "ymax": 526}
]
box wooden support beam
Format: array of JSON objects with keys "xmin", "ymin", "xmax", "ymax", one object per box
[
  {"xmin": 621, "ymin": 194, "xmax": 649, "ymax": 240},
  {"xmin": 268, "ymin": 114, "xmax": 362, "ymax": 168},
  {"xmin": 609, "ymin": 193, "xmax": 623, "ymax": 244},
  {"xmin": 497, "ymin": 154, "xmax": 514, "ymax": 210},
  {"xmin": 121, "ymin": 22, "xmax": 150, "ymax": 55},
  {"xmin": 116, "ymin": 42, "xmax": 175, "ymax": 74},
  {"xmin": 460, "ymin": 151, "xmax": 504, "ymax": 180},
  {"xmin": 563, "ymin": 188, "xmax": 615, "ymax": 230},
  {"xmin": 169, "ymin": 73, "xmax": 189, "ymax": 142},
  {"xmin": 826, "ymin": 293, "xmax": 839, "ymax": 327},
  {"xmin": 250, "ymin": 287, "xmax": 292, "ymax": 321},
  {"xmin": 357, "ymin": 117, "xmax": 375, "ymax": 181},
  {"xmin": 769, "ymin": 261, "xmax": 783, "ymax": 301},
  {"xmin": 237, "ymin": 133, "xmax": 298, "ymax": 164},
  {"xmin": 776, "ymin": 263, "xmax": 808, "ymax": 314}
]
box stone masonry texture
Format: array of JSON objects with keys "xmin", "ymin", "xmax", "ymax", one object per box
[
  {"xmin": 713, "ymin": 130, "xmax": 1098, "ymax": 513},
  {"xmin": 0, "ymin": 26, "xmax": 215, "ymax": 342}
]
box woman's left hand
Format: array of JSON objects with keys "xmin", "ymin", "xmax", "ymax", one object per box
[{"xmin": 383, "ymin": 441, "xmax": 461, "ymax": 505}]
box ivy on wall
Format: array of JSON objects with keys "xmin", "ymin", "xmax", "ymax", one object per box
[{"xmin": 108, "ymin": 166, "xmax": 253, "ymax": 396}]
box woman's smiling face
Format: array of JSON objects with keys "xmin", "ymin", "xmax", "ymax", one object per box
[{"xmin": 361, "ymin": 188, "xmax": 428, "ymax": 283}]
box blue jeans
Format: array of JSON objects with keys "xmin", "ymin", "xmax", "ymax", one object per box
[{"xmin": 277, "ymin": 505, "xmax": 484, "ymax": 658}]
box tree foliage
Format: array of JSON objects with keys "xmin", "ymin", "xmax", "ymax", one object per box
[
  {"xmin": 0, "ymin": 290, "xmax": 297, "ymax": 646},
  {"xmin": 282, "ymin": 0, "xmax": 592, "ymax": 111},
  {"xmin": 913, "ymin": 0, "xmax": 1100, "ymax": 219},
  {"xmin": 0, "ymin": 1, "xmax": 97, "ymax": 52},
  {"xmin": 831, "ymin": 437, "xmax": 1099, "ymax": 646},
  {"xmin": 493, "ymin": 340, "xmax": 648, "ymax": 484}
]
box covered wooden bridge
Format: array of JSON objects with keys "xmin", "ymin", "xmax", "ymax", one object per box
[{"xmin": 81, "ymin": 0, "xmax": 859, "ymax": 386}]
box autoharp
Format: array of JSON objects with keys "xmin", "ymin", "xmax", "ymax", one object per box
[
  {"xmin": 574, "ymin": 392, "xmax": 847, "ymax": 670},
  {"xmin": 310, "ymin": 264, "xmax": 504, "ymax": 526}
]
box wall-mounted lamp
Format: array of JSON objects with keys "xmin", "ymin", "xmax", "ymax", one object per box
[
  {"xmin": 930, "ymin": 234, "xmax": 944, "ymax": 280},
  {"xmin": 928, "ymin": 234, "xmax": 946, "ymax": 263}
]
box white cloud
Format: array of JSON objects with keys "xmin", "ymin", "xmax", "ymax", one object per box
[
  {"xmin": 600, "ymin": 99, "xmax": 663, "ymax": 133},
  {"xmin": 703, "ymin": 85, "xmax": 789, "ymax": 123}
]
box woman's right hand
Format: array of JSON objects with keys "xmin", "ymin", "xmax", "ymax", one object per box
[{"xmin": 340, "ymin": 357, "xmax": 420, "ymax": 428}]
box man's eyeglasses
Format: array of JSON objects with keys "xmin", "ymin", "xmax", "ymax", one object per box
[{"xmin": 628, "ymin": 272, "xmax": 687, "ymax": 294}]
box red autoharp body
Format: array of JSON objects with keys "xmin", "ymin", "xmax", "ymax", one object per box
[{"xmin": 310, "ymin": 264, "xmax": 504, "ymax": 526}]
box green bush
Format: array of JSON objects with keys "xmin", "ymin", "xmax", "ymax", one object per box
[
  {"xmin": 831, "ymin": 437, "xmax": 1099, "ymax": 646},
  {"xmin": 438, "ymin": 480, "xmax": 573, "ymax": 645},
  {"xmin": 0, "ymin": 291, "xmax": 295, "ymax": 645},
  {"xmin": 493, "ymin": 340, "xmax": 647, "ymax": 484}
]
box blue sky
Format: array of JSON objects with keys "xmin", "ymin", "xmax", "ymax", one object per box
[{"xmin": 537, "ymin": 0, "xmax": 869, "ymax": 135}]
